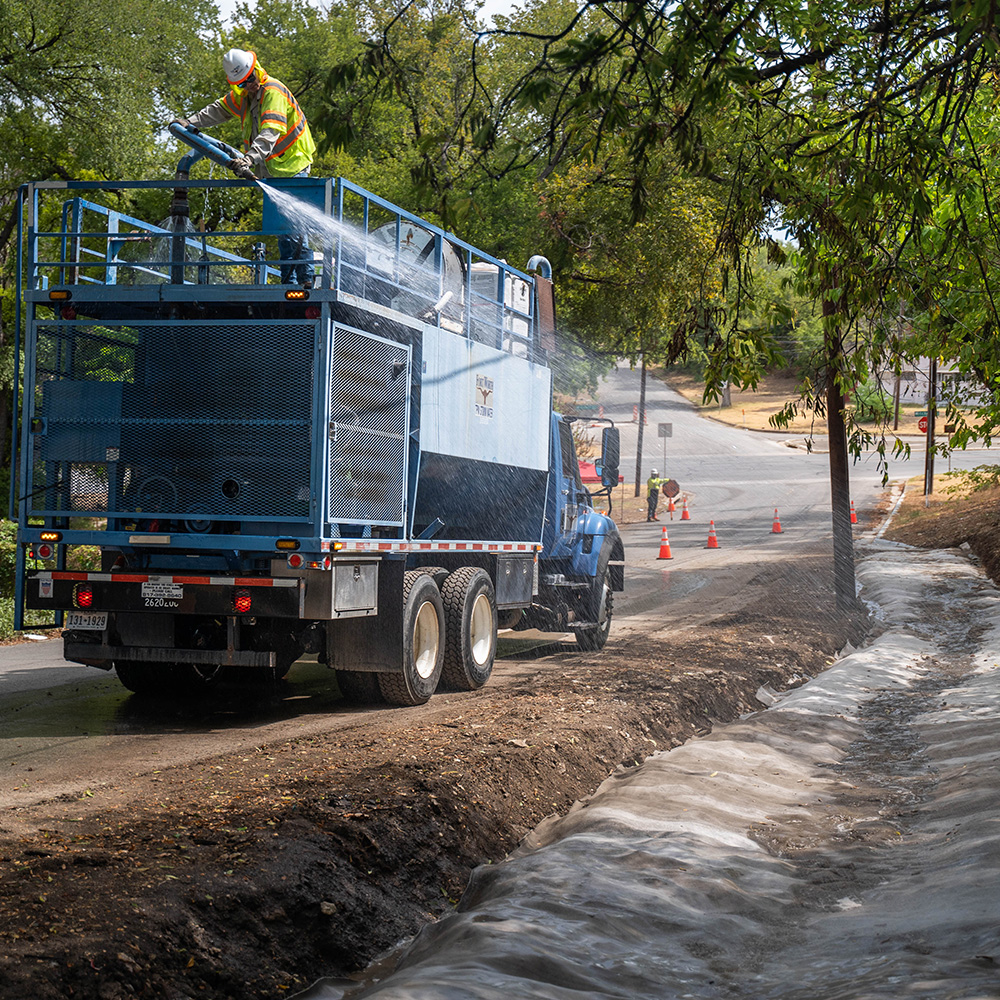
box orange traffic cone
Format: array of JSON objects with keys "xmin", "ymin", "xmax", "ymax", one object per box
[
  {"xmin": 706, "ymin": 520, "xmax": 720, "ymax": 549},
  {"xmin": 668, "ymin": 496, "xmax": 676, "ymax": 519},
  {"xmin": 657, "ymin": 527, "xmax": 673, "ymax": 560},
  {"xmin": 680, "ymin": 498, "xmax": 691, "ymax": 521},
  {"xmin": 771, "ymin": 508, "xmax": 783, "ymax": 534},
  {"xmin": 850, "ymin": 500, "xmax": 858, "ymax": 524}
]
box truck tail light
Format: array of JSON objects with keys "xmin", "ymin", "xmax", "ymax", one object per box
[
  {"xmin": 234, "ymin": 589, "xmax": 252, "ymax": 614},
  {"xmin": 36, "ymin": 543, "xmax": 54, "ymax": 559},
  {"xmin": 287, "ymin": 553, "xmax": 304, "ymax": 569},
  {"xmin": 75, "ymin": 584, "xmax": 94, "ymax": 609}
]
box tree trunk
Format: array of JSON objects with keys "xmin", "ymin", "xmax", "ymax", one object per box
[{"xmin": 824, "ymin": 300, "xmax": 857, "ymax": 610}]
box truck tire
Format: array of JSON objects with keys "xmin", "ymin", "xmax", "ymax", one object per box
[
  {"xmin": 378, "ymin": 571, "xmax": 444, "ymax": 706},
  {"xmin": 336, "ymin": 669, "xmax": 383, "ymax": 704},
  {"xmin": 440, "ymin": 567, "xmax": 497, "ymax": 691},
  {"xmin": 575, "ymin": 569, "xmax": 613, "ymax": 652},
  {"xmin": 415, "ymin": 566, "xmax": 450, "ymax": 590}
]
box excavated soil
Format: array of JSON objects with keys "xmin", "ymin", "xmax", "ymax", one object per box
[
  {"xmin": 0, "ymin": 549, "xmax": 871, "ymax": 1000},
  {"xmin": 10, "ymin": 468, "xmax": 993, "ymax": 1000}
]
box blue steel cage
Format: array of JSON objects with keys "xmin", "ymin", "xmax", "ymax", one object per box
[
  {"xmin": 11, "ymin": 177, "xmax": 547, "ymax": 540},
  {"xmin": 10, "ymin": 176, "xmax": 554, "ymax": 631}
]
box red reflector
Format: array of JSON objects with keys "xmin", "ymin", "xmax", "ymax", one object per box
[
  {"xmin": 234, "ymin": 589, "xmax": 252, "ymax": 614},
  {"xmin": 76, "ymin": 584, "xmax": 94, "ymax": 609},
  {"xmin": 61, "ymin": 304, "xmax": 77, "ymax": 320},
  {"xmin": 305, "ymin": 305, "xmax": 321, "ymax": 320},
  {"xmin": 36, "ymin": 543, "xmax": 53, "ymax": 559},
  {"xmin": 287, "ymin": 553, "xmax": 303, "ymax": 569}
]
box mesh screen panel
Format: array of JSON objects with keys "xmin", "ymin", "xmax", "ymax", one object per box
[
  {"xmin": 328, "ymin": 327, "xmax": 408, "ymax": 525},
  {"xmin": 31, "ymin": 320, "xmax": 315, "ymax": 520}
]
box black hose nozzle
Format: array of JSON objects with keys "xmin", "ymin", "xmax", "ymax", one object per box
[{"xmin": 230, "ymin": 160, "xmax": 257, "ymax": 181}]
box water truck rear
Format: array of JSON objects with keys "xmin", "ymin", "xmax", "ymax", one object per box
[{"xmin": 10, "ymin": 164, "xmax": 624, "ymax": 705}]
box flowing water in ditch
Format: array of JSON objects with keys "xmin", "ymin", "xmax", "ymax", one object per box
[{"xmin": 296, "ymin": 542, "xmax": 1000, "ymax": 999}]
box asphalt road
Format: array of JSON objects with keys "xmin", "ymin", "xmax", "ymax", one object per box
[{"xmin": 3, "ymin": 365, "xmax": 999, "ymax": 825}]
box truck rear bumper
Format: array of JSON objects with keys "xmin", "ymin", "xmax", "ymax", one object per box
[{"xmin": 64, "ymin": 641, "xmax": 276, "ymax": 669}]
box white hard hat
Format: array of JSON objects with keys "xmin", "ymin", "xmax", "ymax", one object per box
[
  {"xmin": 650, "ymin": 469, "xmax": 658, "ymax": 477},
  {"xmin": 223, "ymin": 48, "xmax": 256, "ymax": 85}
]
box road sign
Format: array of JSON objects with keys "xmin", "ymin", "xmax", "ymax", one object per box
[
  {"xmin": 915, "ymin": 410, "xmax": 927, "ymax": 417},
  {"xmin": 918, "ymin": 416, "xmax": 929, "ymax": 433},
  {"xmin": 658, "ymin": 422, "xmax": 673, "ymax": 438}
]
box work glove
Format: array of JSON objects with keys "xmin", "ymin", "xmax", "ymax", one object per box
[
  {"xmin": 230, "ymin": 155, "xmax": 256, "ymax": 179},
  {"xmin": 170, "ymin": 117, "xmax": 193, "ymax": 130}
]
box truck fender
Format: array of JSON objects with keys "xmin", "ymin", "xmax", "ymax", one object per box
[
  {"xmin": 594, "ymin": 527, "xmax": 625, "ymax": 593},
  {"xmin": 571, "ymin": 511, "xmax": 623, "ymax": 589}
]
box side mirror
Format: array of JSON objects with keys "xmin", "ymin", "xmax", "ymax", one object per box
[{"xmin": 600, "ymin": 427, "xmax": 620, "ymax": 487}]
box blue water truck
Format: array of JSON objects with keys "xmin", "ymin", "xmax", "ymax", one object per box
[{"xmin": 10, "ymin": 135, "xmax": 624, "ymax": 704}]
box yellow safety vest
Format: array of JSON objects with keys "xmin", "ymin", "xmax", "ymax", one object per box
[{"xmin": 221, "ymin": 77, "xmax": 316, "ymax": 177}]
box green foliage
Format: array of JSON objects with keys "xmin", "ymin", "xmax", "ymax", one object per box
[
  {"xmin": 452, "ymin": 1, "xmax": 1000, "ymax": 470},
  {"xmin": 0, "ymin": 598, "xmax": 55, "ymax": 641},
  {"xmin": 537, "ymin": 156, "xmax": 725, "ymax": 369},
  {"xmin": 851, "ymin": 380, "xmax": 894, "ymax": 423},
  {"xmin": 0, "ymin": 519, "xmax": 15, "ymax": 599},
  {"xmin": 548, "ymin": 331, "xmax": 614, "ymax": 399},
  {"xmin": 726, "ymin": 250, "xmax": 824, "ymax": 376}
]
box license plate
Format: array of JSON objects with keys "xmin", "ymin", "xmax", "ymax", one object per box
[{"xmin": 64, "ymin": 612, "xmax": 108, "ymax": 631}]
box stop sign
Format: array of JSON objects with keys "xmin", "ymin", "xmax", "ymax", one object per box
[{"xmin": 918, "ymin": 416, "xmax": 929, "ymax": 433}]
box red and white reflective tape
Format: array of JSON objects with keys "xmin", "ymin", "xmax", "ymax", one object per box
[
  {"xmin": 323, "ymin": 540, "xmax": 540, "ymax": 554},
  {"xmin": 37, "ymin": 572, "xmax": 297, "ymax": 588}
]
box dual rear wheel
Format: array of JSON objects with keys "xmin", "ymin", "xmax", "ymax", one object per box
[{"xmin": 374, "ymin": 567, "xmax": 498, "ymax": 707}]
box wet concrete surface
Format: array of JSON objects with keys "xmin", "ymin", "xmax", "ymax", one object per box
[{"xmin": 298, "ymin": 543, "xmax": 1000, "ymax": 999}]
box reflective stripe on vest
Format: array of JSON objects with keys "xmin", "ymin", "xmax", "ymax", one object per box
[{"xmin": 260, "ymin": 81, "xmax": 306, "ymax": 160}]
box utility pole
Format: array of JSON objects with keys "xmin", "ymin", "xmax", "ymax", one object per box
[
  {"xmin": 633, "ymin": 354, "xmax": 646, "ymax": 497},
  {"xmin": 924, "ymin": 356, "xmax": 937, "ymax": 499}
]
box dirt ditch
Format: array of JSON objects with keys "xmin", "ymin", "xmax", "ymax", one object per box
[{"xmin": 0, "ymin": 542, "xmax": 876, "ymax": 1000}]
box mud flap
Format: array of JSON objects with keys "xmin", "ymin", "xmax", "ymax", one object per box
[{"xmin": 325, "ymin": 559, "xmax": 405, "ymax": 672}]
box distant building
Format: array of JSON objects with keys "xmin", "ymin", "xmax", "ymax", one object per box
[{"xmin": 896, "ymin": 360, "xmax": 983, "ymax": 407}]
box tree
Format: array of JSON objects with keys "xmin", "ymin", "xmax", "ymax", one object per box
[
  {"xmin": 449, "ymin": 0, "xmax": 1000, "ymax": 607},
  {"xmin": 0, "ymin": 0, "xmax": 222, "ymax": 501}
]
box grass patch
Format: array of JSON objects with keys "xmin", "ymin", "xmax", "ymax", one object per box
[{"xmin": 0, "ymin": 597, "xmax": 59, "ymax": 643}]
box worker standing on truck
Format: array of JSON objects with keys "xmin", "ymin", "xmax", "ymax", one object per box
[
  {"xmin": 646, "ymin": 469, "xmax": 667, "ymax": 521},
  {"xmin": 173, "ymin": 48, "xmax": 317, "ymax": 286}
]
